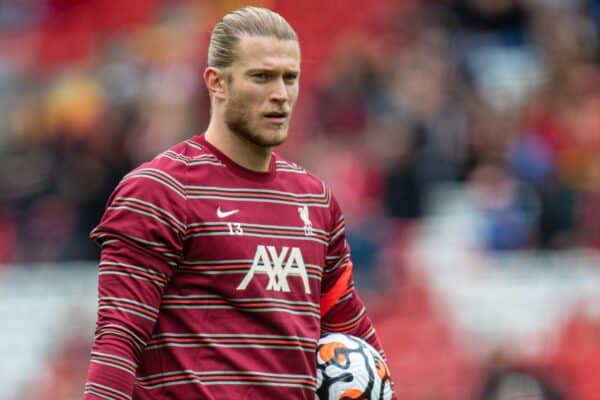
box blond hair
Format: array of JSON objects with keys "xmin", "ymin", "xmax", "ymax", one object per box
[{"xmin": 208, "ymin": 6, "xmax": 298, "ymax": 68}]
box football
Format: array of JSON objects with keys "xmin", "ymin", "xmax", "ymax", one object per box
[{"xmin": 316, "ymin": 333, "xmax": 393, "ymax": 400}]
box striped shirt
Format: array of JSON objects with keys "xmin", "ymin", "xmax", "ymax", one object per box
[{"xmin": 84, "ymin": 134, "xmax": 388, "ymax": 400}]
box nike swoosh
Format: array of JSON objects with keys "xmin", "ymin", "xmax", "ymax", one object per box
[{"xmin": 216, "ymin": 207, "xmax": 240, "ymax": 218}]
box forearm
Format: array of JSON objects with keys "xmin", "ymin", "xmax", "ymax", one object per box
[
  {"xmin": 85, "ymin": 329, "xmax": 140, "ymax": 399},
  {"xmin": 321, "ymin": 287, "xmax": 385, "ymax": 357},
  {"xmin": 84, "ymin": 239, "xmax": 174, "ymax": 399}
]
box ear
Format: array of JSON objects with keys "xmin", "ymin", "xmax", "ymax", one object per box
[{"xmin": 204, "ymin": 67, "xmax": 227, "ymax": 101}]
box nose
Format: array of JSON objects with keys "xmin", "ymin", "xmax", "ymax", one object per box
[{"xmin": 270, "ymin": 78, "xmax": 289, "ymax": 103}]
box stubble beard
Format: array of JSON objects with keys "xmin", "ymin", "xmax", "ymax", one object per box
[{"xmin": 224, "ymin": 97, "xmax": 289, "ymax": 148}]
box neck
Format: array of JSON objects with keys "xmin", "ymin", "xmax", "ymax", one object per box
[{"xmin": 204, "ymin": 118, "xmax": 273, "ymax": 173}]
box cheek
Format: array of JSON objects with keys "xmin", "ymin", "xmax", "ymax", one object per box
[
  {"xmin": 228, "ymin": 82, "xmax": 258, "ymax": 102},
  {"xmin": 227, "ymin": 90, "xmax": 252, "ymax": 113},
  {"xmin": 225, "ymin": 97, "xmax": 246, "ymax": 122},
  {"xmin": 238, "ymin": 89, "xmax": 265, "ymax": 113},
  {"xmin": 289, "ymin": 86, "xmax": 300, "ymax": 106}
]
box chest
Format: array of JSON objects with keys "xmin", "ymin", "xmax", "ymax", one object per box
[{"xmin": 174, "ymin": 192, "xmax": 331, "ymax": 301}]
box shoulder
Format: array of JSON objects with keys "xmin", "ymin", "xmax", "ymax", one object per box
[
  {"xmin": 273, "ymin": 152, "xmax": 327, "ymax": 194},
  {"xmin": 152, "ymin": 137, "xmax": 224, "ymax": 176},
  {"xmin": 272, "ymin": 153, "xmax": 342, "ymax": 225},
  {"xmin": 118, "ymin": 136, "xmax": 224, "ymax": 194}
]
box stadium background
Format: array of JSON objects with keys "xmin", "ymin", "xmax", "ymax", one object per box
[{"xmin": 1, "ymin": 0, "xmax": 600, "ymax": 398}]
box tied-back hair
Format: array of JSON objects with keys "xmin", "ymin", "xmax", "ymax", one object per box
[{"xmin": 208, "ymin": 6, "xmax": 298, "ymax": 68}]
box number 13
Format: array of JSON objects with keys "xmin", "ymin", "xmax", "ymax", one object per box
[{"xmin": 228, "ymin": 223, "xmax": 244, "ymax": 235}]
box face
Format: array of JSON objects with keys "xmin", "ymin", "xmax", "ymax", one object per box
[{"xmin": 222, "ymin": 35, "xmax": 300, "ymax": 148}]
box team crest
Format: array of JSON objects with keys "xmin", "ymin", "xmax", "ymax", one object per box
[{"xmin": 298, "ymin": 204, "xmax": 313, "ymax": 236}]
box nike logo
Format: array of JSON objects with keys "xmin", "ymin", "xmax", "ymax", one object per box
[{"xmin": 217, "ymin": 207, "xmax": 240, "ymax": 218}]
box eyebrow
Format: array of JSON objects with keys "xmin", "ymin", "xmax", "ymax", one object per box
[{"xmin": 246, "ymin": 68, "xmax": 299, "ymax": 74}]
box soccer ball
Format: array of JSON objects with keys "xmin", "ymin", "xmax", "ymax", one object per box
[{"xmin": 316, "ymin": 333, "xmax": 392, "ymax": 400}]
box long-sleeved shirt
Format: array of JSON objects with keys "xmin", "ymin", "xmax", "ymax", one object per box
[{"xmin": 83, "ymin": 133, "xmax": 389, "ymax": 400}]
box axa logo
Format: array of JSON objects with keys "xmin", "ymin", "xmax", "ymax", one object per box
[{"xmin": 237, "ymin": 245, "xmax": 311, "ymax": 294}]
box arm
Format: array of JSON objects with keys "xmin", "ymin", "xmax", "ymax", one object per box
[
  {"xmin": 320, "ymin": 194, "xmax": 397, "ymax": 399},
  {"xmin": 320, "ymin": 195, "xmax": 384, "ymax": 356},
  {"xmin": 84, "ymin": 170, "xmax": 187, "ymax": 399}
]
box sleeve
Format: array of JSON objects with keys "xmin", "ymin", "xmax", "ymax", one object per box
[
  {"xmin": 321, "ymin": 194, "xmax": 397, "ymax": 399},
  {"xmin": 83, "ymin": 169, "xmax": 188, "ymax": 399},
  {"xmin": 320, "ymin": 194, "xmax": 385, "ymax": 355}
]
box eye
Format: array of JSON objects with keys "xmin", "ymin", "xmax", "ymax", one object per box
[
  {"xmin": 251, "ymin": 72, "xmax": 269, "ymax": 82},
  {"xmin": 284, "ymin": 73, "xmax": 298, "ymax": 84}
]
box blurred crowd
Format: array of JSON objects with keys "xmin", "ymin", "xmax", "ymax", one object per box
[
  {"xmin": 302, "ymin": 0, "xmax": 600, "ymax": 256},
  {"xmin": 1, "ymin": 0, "xmax": 600, "ymax": 266}
]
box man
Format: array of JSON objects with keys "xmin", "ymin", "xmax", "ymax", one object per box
[{"xmin": 84, "ymin": 6, "xmax": 393, "ymax": 400}]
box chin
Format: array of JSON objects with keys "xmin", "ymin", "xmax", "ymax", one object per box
[
  {"xmin": 240, "ymin": 126, "xmax": 289, "ymax": 148},
  {"xmin": 253, "ymin": 130, "xmax": 288, "ymax": 147},
  {"xmin": 226, "ymin": 115, "xmax": 290, "ymax": 148}
]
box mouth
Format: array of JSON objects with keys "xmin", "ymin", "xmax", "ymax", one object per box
[{"xmin": 263, "ymin": 111, "xmax": 289, "ymax": 124}]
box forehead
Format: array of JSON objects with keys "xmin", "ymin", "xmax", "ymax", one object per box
[{"xmin": 233, "ymin": 35, "xmax": 300, "ymax": 71}]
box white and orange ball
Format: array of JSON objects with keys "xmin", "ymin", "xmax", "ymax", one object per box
[{"xmin": 316, "ymin": 333, "xmax": 392, "ymax": 400}]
